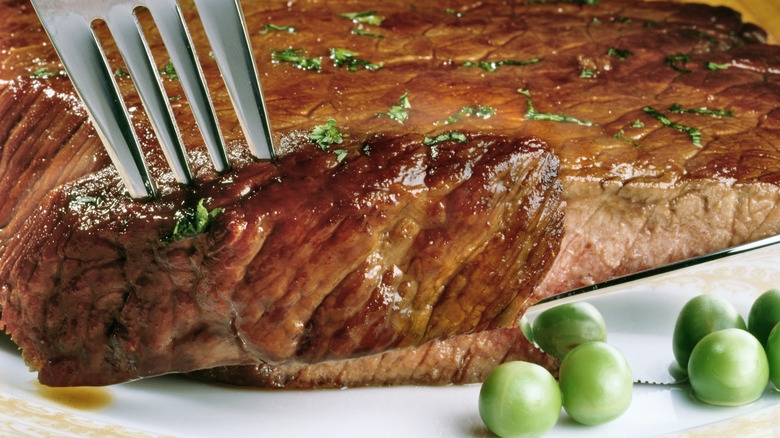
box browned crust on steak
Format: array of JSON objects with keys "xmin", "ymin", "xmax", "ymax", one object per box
[
  {"xmin": 0, "ymin": 134, "xmax": 563, "ymax": 386},
  {"xmin": 2, "ymin": 0, "xmax": 780, "ymax": 388}
]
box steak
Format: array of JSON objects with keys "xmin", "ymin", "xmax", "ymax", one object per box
[
  {"xmin": 2, "ymin": 0, "xmax": 780, "ymax": 388},
  {"xmin": 0, "ymin": 132, "xmax": 563, "ymax": 386}
]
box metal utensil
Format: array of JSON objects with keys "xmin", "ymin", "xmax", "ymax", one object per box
[
  {"xmin": 29, "ymin": 0, "xmax": 275, "ymax": 199},
  {"xmin": 527, "ymin": 233, "xmax": 780, "ymax": 384}
]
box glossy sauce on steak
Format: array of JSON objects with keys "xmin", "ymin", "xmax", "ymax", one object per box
[
  {"xmin": 0, "ymin": 133, "xmax": 562, "ymax": 386},
  {"xmin": 2, "ymin": 0, "xmax": 780, "ymax": 387}
]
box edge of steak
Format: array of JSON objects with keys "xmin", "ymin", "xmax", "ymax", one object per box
[{"xmin": 190, "ymin": 327, "xmax": 556, "ymax": 389}]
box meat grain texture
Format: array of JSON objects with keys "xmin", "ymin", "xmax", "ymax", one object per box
[{"xmin": 1, "ymin": 0, "xmax": 780, "ymax": 387}]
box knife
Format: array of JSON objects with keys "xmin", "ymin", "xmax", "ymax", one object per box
[{"xmin": 525, "ymin": 233, "xmax": 780, "ymax": 384}]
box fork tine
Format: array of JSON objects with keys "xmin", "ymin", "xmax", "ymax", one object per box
[
  {"xmin": 30, "ymin": 1, "xmax": 157, "ymax": 199},
  {"xmin": 105, "ymin": 4, "xmax": 194, "ymax": 186},
  {"xmin": 192, "ymin": 0, "xmax": 276, "ymax": 161},
  {"xmin": 144, "ymin": 0, "xmax": 231, "ymax": 174}
]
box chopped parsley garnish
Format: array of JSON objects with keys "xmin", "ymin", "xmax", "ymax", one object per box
[
  {"xmin": 378, "ymin": 91, "xmax": 412, "ymax": 124},
  {"xmin": 607, "ymin": 47, "xmax": 633, "ymax": 60},
  {"xmin": 668, "ymin": 103, "xmax": 734, "ymax": 118},
  {"xmin": 665, "ymin": 53, "xmax": 692, "ymax": 73},
  {"xmin": 309, "ymin": 119, "xmax": 347, "ymax": 149},
  {"xmin": 271, "ymin": 48, "xmax": 323, "ymax": 72},
  {"xmin": 159, "ymin": 60, "xmax": 178, "ymax": 81},
  {"xmin": 462, "ymin": 58, "xmax": 543, "ymax": 72},
  {"xmin": 333, "ymin": 149, "xmax": 349, "ymax": 162},
  {"xmin": 168, "ymin": 95, "xmax": 182, "ymax": 102},
  {"xmin": 518, "ymin": 89, "xmax": 597, "ymax": 126},
  {"xmin": 616, "ymin": 16, "xmax": 631, "ymax": 24},
  {"xmin": 580, "ymin": 68, "xmax": 597, "ymax": 78},
  {"xmin": 339, "ymin": 10, "xmax": 385, "ymax": 26},
  {"xmin": 31, "ymin": 67, "xmax": 58, "ymax": 79},
  {"xmin": 436, "ymin": 105, "xmax": 496, "ymax": 125},
  {"xmin": 260, "ymin": 24, "xmax": 296, "ymax": 34},
  {"xmin": 698, "ymin": 31, "xmax": 718, "ymax": 44},
  {"xmin": 423, "ymin": 131, "xmax": 468, "ymax": 146},
  {"xmin": 114, "ymin": 67, "xmax": 130, "ymax": 77},
  {"xmin": 330, "ymin": 48, "xmax": 383, "ymax": 71},
  {"xmin": 352, "ymin": 28, "xmax": 384, "ymax": 38},
  {"xmin": 706, "ymin": 61, "xmax": 729, "ymax": 70},
  {"xmin": 614, "ymin": 129, "xmax": 640, "ymax": 147},
  {"xmin": 643, "ymin": 106, "xmax": 702, "ymax": 147},
  {"xmin": 630, "ymin": 119, "xmax": 645, "ymax": 128},
  {"xmin": 168, "ymin": 199, "xmax": 223, "ymax": 243}
]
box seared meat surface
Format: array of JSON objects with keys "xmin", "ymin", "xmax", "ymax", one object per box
[
  {"xmin": 0, "ymin": 134, "xmax": 562, "ymax": 386},
  {"xmin": 2, "ymin": 0, "xmax": 780, "ymax": 388}
]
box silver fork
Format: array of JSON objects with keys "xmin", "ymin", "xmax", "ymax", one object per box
[{"xmin": 29, "ymin": 0, "xmax": 275, "ymax": 199}]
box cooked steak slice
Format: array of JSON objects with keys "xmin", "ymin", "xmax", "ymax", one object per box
[
  {"xmin": 0, "ymin": 134, "xmax": 563, "ymax": 386},
  {"xmin": 2, "ymin": 0, "xmax": 780, "ymax": 389},
  {"xmin": 190, "ymin": 327, "xmax": 555, "ymax": 389}
]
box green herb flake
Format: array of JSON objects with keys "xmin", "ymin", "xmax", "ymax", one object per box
[
  {"xmin": 159, "ymin": 60, "xmax": 178, "ymax": 81},
  {"xmin": 168, "ymin": 95, "xmax": 182, "ymax": 102},
  {"xmin": 668, "ymin": 103, "xmax": 734, "ymax": 118},
  {"xmin": 260, "ymin": 24, "xmax": 297, "ymax": 34},
  {"xmin": 309, "ymin": 119, "xmax": 347, "ymax": 149},
  {"xmin": 579, "ymin": 68, "xmax": 597, "ymax": 78},
  {"xmin": 665, "ymin": 53, "xmax": 692, "ymax": 73},
  {"xmin": 462, "ymin": 58, "xmax": 543, "ymax": 72},
  {"xmin": 333, "ymin": 149, "xmax": 349, "ymax": 162},
  {"xmin": 616, "ymin": 16, "xmax": 631, "ymax": 24},
  {"xmin": 351, "ymin": 28, "xmax": 384, "ymax": 38},
  {"xmin": 643, "ymin": 106, "xmax": 702, "ymax": 147},
  {"xmin": 607, "ymin": 47, "xmax": 634, "ymax": 60},
  {"xmin": 271, "ymin": 48, "xmax": 323, "ymax": 72},
  {"xmin": 706, "ymin": 61, "xmax": 730, "ymax": 70},
  {"xmin": 614, "ymin": 129, "xmax": 641, "ymax": 147},
  {"xmin": 423, "ymin": 131, "xmax": 468, "ymax": 147},
  {"xmin": 518, "ymin": 89, "xmax": 597, "ymax": 126},
  {"xmin": 378, "ymin": 91, "xmax": 412, "ymax": 124},
  {"xmin": 168, "ymin": 199, "xmax": 223, "ymax": 243},
  {"xmin": 339, "ymin": 10, "xmax": 385, "ymax": 26},
  {"xmin": 31, "ymin": 67, "xmax": 58, "ymax": 79},
  {"xmin": 630, "ymin": 119, "xmax": 645, "ymax": 128},
  {"xmin": 697, "ymin": 31, "xmax": 718, "ymax": 44},
  {"xmin": 436, "ymin": 105, "xmax": 496, "ymax": 125},
  {"xmin": 330, "ymin": 48, "xmax": 383, "ymax": 71},
  {"xmin": 114, "ymin": 67, "xmax": 130, "ymax": 77}
]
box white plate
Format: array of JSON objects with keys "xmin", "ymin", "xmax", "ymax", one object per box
[{"xmin": 2, "ymin": 245, "xmax": 780, "ymax": 438}]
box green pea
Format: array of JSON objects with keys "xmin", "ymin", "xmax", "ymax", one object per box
[
  {"xmin": 531, "ymin": 301, "xmax": 607, "ymax": 359},
  {"xmin": 672, "ymin": 294, "xmax": 746, "ymax": 369},
  {"xmin": 748, "ymin": 288, "xmax": 780, "ymax": 347},
  {"xmin": 688, "ymin": 328, "xmax": 769, "ymax": 406},
  {"xmin": 559, "ymin": 341, "xmax": 633, "ymax": 426},
  {"xmin": 478, "ymin": 361, "xmax": 561, "ymax": 438}
]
